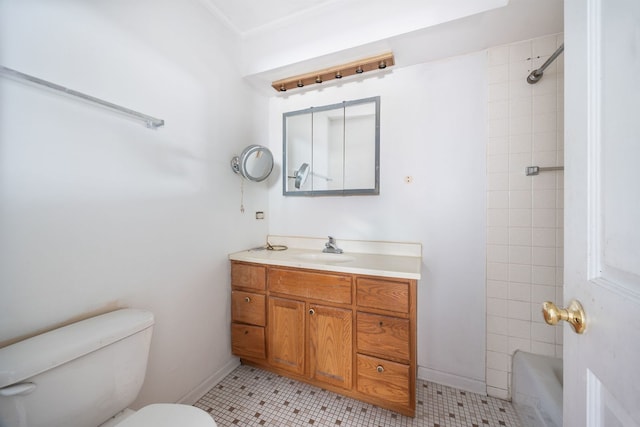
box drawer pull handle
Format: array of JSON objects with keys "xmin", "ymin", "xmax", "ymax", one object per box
[
  {"xmin": 379, "ymin": 321, "xmax": 383, "ymax": 327},
  {"xmin": 244, "ymin": 330, "xmax": 249, "ymax": 335},
  {"xmin": 244, "ymin": 297, "xmax": 251, "ymax": 303},
  {"xmin": 376, "ymin": 365, "xmax": 384, "ymax": 373},
  {"xmin": 309, "ymin": 309, "xmax": 315, "ymax": 315}
]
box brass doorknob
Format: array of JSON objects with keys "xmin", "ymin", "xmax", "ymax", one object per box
[{"xmin": 542, "ymin": 299, "xmax": 587, "ymax": 334}]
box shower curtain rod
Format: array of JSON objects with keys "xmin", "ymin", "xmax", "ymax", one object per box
[
  {"xmin": 0, "ymin": 65, "xmax": 165, "ymax": 129},
  {"xmin": 527, "ymin": 43, "xmax": 564, "ymax": 84}
]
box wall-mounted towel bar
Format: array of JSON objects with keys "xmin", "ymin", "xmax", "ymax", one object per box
[
  {"xmin": 0, "ymin": 65, "xmax": 164, "ymax": 129},
  {"xmin": 525, "ymin": 166, "xmax": 564, "ymax": 176}
]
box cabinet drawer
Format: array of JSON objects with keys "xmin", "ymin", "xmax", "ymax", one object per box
[
  {"xmin": 231, "ymin": 262, "xmax": 266, "ymax": 291},
  {"xmin": 231, "ymin": 324, "xmax": 266, "ymax": 360},
  {"xmin": 356, "ymin": 354, "xmax": 410, "ymax": 406},
  {"xmin": 231, "ymin": 291, "xmax": 266, "ymax": 326},
  {"xmin": 356, "ymin": 278, "xmax": 409, "ymax": 313},
  {"xmin": 357, "ymin": 312, "xmax": 409, "ymax": 362},
  {"xmin": 269, "ymin": 268, "xmax": 352, "ymax": 304}
]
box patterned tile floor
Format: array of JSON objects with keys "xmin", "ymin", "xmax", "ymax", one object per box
[{"xmin": 194, "ymin": 365, "xmax": 522, "ymax": 427}]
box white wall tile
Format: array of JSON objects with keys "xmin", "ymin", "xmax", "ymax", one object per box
[
  {"xmin": 487, "ymin": 191, "xmax": 509, "ymax": 209},
  {"xmin": 487, "ymin": 386, "xmax": 509, "ymax": 400},
  {"xmin": 509, "ymin": 172, "xmax": 532, "ymax": 191},
  {"xmin": 509, "ymin": 134, "xmax": 532, "ymax": 153},
  {"xmin": 487, "ymin": 245, "xmax": 509, "ymax": 263},
  {"xmin": 509, "ymin": 41, "xmax": 532, "ymax": 62},
  {"xmin": 487, "ymin": 333, "xmax": 508, "ymax": 353},
  {"xmin": 487, "ymin": 154, "xmax": 509, "ymax": 173},
  {"xmin": 487, "ymin": 226, "xmax": 509, "ymax": 245},
  {"xmin": 531, "ymin": 341, "xmax": 556, "ymax": 357},
  {"xmin": 509, "ymin": 263, "xmax": 531, "ymax": 284},
  {"xmin": 510, "ymin": 190, "xmax": 532, "ymax": 209},
  {"xmin": 532, "ymin": 267, "xmax": 556, "ymax": 286},
  {"xmin": 532, "ymin": 190, "xmax": 557, "ymax": 209},
  {"xmin": 487, "ymin": 368, "xmax": 509, "ymax": 390},
  {"xmin": 489, "ymin": 100, "xmax": 509, "ymax": 120},
  {"xmin": 532, "ymin": 227, "xmax": 556, "ymax": 247},
  {"xmin": 487, "ymin": 209, "xmax": 509, "ymax": 227},
  {"xmin": 508, "ymin": 336, "xmax": 531, "ymax": 354},
  {"xmin": 488, "ymin": 64, "xmax": 509, "ymax": 84},
  {"xmin": 532, "ymin": 246, "xmax": 556, "ymax": 266},
  {"xmin": 508, "ymin": 318, "xmax": 532, "ymax": 339},
  {"xmin": 488, "ymin": 118, "xmax": 509, "ymax": 137},
  {"xmin": 487, "ymin": 297, "xmax": 508, "ymax": 317},
  {"xmin": 508, "ymin": 300, "xmax": 531, "ymax": 321},
  {"xmin": 488, "ymin": 136, "xmax": 509, "ymax": 155},
  {"xmin": 509, "ymin": 209, "xmax": 532, "ymax": 227},
  {"xmin": 509, "ymin": 282, "xmax": 531, "ymax": 302},
  {"xmin": 533, "ymin": 131, "xmax": 557, "ymax": 152},
  {"xmin": 532, "ymin": 208, "xmax": 556, "ymax": 227},
  {"xmin": 487, "ymin": 314, "xmax": 508, "ymax": 335},
  {"xmin": 487, "ymin": 350, "xmax": 509, "ymax": 371},
  {"xmin": 531, "ymin": 322, "xmax": 556, "ymax": 343},
  {"xmin": 487, "ymin": 34, "xmax": 564, "ymax": 398},
  {"xmin": 509, "ymin": 227, "xmax": 532, "ymax": 246},
  {"xmin": 489, "ymin": 82, "xmax": 509, "ymax": 102},
  {"xmin": 533, "ymin": 35, "xmax": 560, "ymax": 58},
  {"xmin": 509, "ymin": 246, "xmax": 531, "ymax": 265},
  {"xmin": 487, "ymin": 262, "xmax": 509, "ymax": 281},
  {"xmin": 488, "ymin": 173, "xmax": 509, "ymax": 191},
  {"xmin": 510, "ymin": 97, "xmax": 532, "ymax": 117}
]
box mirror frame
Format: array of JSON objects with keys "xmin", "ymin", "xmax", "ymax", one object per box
[
  {"xmin": 282, "ymin": 96, "xmax": 380, "ymax": 197},
  {"xmin": 231, "ymin": 144, "xmax": 274, "ymax": 182}
]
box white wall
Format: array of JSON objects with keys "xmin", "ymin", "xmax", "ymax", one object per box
[
  {"xmin": 0, "ymin": 0, "xmax": 270, "ymax": 407},
  {"xmin": 485, "ymin": 34, "xmax": 564, "ymax": 399},
  {"xmin": 267, "ymin": 53, "xmax": 488, "ymax": 392}
]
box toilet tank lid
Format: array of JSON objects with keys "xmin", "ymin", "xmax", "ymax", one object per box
[{"xmin": 0, "ymin": 309, "xmax": 154, "ymax": 389}]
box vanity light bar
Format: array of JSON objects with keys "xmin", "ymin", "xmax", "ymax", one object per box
[{"xmin": 271, "ymin": 52, "xmax": 394, "ymax": 92}]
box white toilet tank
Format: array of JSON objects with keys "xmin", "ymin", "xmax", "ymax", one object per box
[{"xmin": 0, "ymin": 309, "xmax": 155, "ymax": 427}]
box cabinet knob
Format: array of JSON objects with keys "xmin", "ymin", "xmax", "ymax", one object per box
[
  {"xmin": 244, "ymin": 330, "xmax": 249, "ymax": 335},
  {"xmin": 244, "ymin": 296, "xmax": 251, "ymax": 303},
  {"xmin": 376, "ymin": 365, "xmax": 384, "ymax": 373},
  {"xmin": 309, "ymin": 308, "xmax": 315, "ymax": 315}
]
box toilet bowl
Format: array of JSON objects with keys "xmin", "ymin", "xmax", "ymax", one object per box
[
  {"xmin": 103, "ymin": 404, "xmax": 216, "ymax": 427},
  {"xmin": 0, "ymin": 309, "xmax": 218, "ymax": 427}
]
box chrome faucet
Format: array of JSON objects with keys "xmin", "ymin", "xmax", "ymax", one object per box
[{"xmin": 323, "ymin": 236, "xmax": 343, "ymax": 254}]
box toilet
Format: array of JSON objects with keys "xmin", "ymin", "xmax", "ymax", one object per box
[{"xmin": 0, "ymin": 309, "xmax": 217, "ymax": 427}]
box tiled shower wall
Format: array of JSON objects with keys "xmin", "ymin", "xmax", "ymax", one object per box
[{"xmin": 485, "ymin": 34, "xmax": 564, "ymax": 399}]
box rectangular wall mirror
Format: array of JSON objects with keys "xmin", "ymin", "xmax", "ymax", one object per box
[{"xmin": 283, "ymin": 96, "xmax": 380, "ymax": 196}]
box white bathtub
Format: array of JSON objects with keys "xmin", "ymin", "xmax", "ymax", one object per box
[{"xmin": 512, "ymin": 351, "xmax": 563, "ymax": 427}]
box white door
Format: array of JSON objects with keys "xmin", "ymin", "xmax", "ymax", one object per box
[{"xmin": 564, "ymin": 0, "xmax": 640, "ymax": 426}]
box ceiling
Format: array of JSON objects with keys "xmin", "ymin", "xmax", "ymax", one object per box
[
  {"xmin": 201, "ymin": 0, "xmax": 340, "ymax": 35},
  {"xmin": 200, "ymin": 0, "xmax": 508, "ymax": 38},
  {"xmin": 198, "ymin": 0, "xmax": 563, "ymax": 95}
]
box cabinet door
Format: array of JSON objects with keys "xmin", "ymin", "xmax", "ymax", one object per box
[
  {"xmin": 309, "ymin": 305, "xmax": 353, "ymax": 389},
  {"xmin": 268, "ymin": 297, "xmax": 305, "ymax": 375}
]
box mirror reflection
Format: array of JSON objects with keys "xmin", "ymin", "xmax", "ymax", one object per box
[{"xmin": 283, "ymin": 96, "xmax": 380, "ymax": 196}]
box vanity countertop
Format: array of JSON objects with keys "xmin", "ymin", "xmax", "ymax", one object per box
[{"xmin": 229, "ymin": 236, "xmax": 422, "ymax": 280}]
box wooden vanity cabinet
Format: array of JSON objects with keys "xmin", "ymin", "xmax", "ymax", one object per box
[{"xmin": 230, "ymin": 261, "xmax": 417, "ymax": 417}]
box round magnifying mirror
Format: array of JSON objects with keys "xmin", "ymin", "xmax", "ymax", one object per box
[{"xmin": 231, "ymin": 145, "xmax": 274, "ymax": 182}]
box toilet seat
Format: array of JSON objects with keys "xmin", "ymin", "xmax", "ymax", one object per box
[{"xmin": 115, "ymin": 404, "xmax": 217, "ymax": 427}]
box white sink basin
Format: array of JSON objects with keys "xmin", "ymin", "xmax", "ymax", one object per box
[{"xmin": 294, "ymin": 253, "xmax": 356, "ymax": 263}]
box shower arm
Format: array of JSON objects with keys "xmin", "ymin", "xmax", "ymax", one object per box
[{"xmin": 527, "ymin": 43, "xmax": 564, "ymax": 84}]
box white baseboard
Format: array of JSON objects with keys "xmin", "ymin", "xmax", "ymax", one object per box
[
  {"xmin": 178, "ymin": 357, "xmax": 241, "ymax": 405},
  {"xmin": 418, "ymin": 366, "xmax": 486, "ymax": 396}
]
